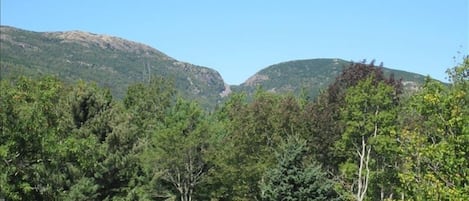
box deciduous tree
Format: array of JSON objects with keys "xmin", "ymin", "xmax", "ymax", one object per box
[
  {"xmin": 335, "ymin": 76, "xmax": 400, "ymax": 201},
  {"xmin": 148, "ymin": 98, "xmax": 211, "ymax": 201},
  {"xmin": 398, "ymin": 57, "xmax": 469, "ymax": 200}
]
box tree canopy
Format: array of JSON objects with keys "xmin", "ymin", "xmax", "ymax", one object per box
[{"xmin": 1, "ymin": 57, "xmax": 468, "ymax": 200}]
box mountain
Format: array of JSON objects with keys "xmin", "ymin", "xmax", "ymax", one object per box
[
  {"xmin": 0, "ymin": 26, "xmax": 228, "ymax": 108},
  {"xmin": 235, "ymin": 58, "xmax": 426, "ymax": 97},
  {"xmin": 1, "ymin": 26, "xmax": 429, "ymax": 108}
]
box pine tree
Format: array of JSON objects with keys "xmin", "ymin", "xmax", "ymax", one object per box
[{"xmin": 261, "ymin": 136, "xmax": 341, "ymax": 201}]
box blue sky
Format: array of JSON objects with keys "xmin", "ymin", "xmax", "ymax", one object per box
[{"xmin": 1, "ymin": 0, "xmax": 468, "ymax": 84}]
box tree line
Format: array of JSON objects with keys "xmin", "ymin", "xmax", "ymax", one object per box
[{"xmin": 1, "ymin": 57, "xmax": 468, "ymax": 201}]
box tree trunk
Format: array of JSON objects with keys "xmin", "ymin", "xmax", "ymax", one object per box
[{"xmin": 356, "ymin": 135, "xmax": 371, "ymax": 201}]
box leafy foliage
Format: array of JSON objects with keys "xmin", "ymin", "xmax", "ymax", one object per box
[
  {"xmin": 208, "ymin": 90, "xmax": 315, "ymax": 200},
  {"xmin": 398, "ymin": 57, "xmax": 469, "ymax": 200},
  {"xmin": 146, "ymin": 98, "xmax": 212, "ymax": 201},
  {"xmin": 0, "ymin": 77, "xmax": 65, "ymax": 200},
  {"xmin": 335, "ymin": 76, "xmax": 400, "ymax": 200},
  {"xmin": 0, "ymin": 56, "xmax": 466, "ymax": 201}
]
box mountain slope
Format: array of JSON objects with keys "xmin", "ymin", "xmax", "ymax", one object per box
[
  {"xmin": 0, "ymin": 26, "xmax": 228, "ymax": 107},
  {"xmin": 1, "ymin": 26, "xmax": 431, "ymax": 109},
  {"xmin": 235, "ymin": 58, "xmax": 426, "ymax": 97}
]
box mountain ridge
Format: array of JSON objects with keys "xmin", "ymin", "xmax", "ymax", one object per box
[
  {"xmin": 0, "ymin": 25, "xmax": 228, "ymax": 108},
  {"xmin": 235, "ymin": 58, "xmax": 425, "ymax": 97},
  {"xmin": 1, "ymin": 25, "xmax": 428, "ymax": 108}
]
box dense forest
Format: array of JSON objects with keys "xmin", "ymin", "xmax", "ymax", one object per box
[{"xmin": 1, "ymin": 58, "xmax": 468, "ymax": 201}]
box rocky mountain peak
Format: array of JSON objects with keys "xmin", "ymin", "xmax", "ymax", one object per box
[{"xmin": 44, "ymin": 30, "xmax": 169, "ymax": 57}]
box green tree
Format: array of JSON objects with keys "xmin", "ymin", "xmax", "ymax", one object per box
[
  {"xmin": 209, "ymin": 90, "xmax": 315, "ymax": 200},
  {"xmin": 146, "ymin": 98, "xmax": 211, "ymax": 201},
  {"xmin": 261, "ymin": 136, "xmax": 341, "ymax": 201},
  {"xmin": 75, "ymin": 84, "xmax": 152, "ymax": 200},
  {"xmin": 124, "ymin": 76, "xmax": 175, "ymax": 136},
  {"xmin": 398, "ymin": 57, "xmax": 469, "ymax": 200},
  {"xmin": 0, "ymin": 76, "xmax": 171, "ymax": 200},
  {"xmin": 0, "ymin": 76, "xmax": 67, "ymax": 200},
  {"xmin": 210, "ymin": 91, "xmax": 284, "ymax": 200},
  {"xmin": 307, "ymin": 61, "xmax": 402, "ymax": 173},
  {"xmin": 122, "ymin": 77, "xmax": 177, "ymax": 200},
  {"xmin": 335, "ymin": 76, "xmax": 400, "ymax": 201},
  {"xmin": 60, "ymin": 80, "xmax": 151, "ymax": 200}
]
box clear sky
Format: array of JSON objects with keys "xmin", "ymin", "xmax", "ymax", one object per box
[{"xmin": 1, "ymin": 0, "xmax": 468, "ymax": 84}]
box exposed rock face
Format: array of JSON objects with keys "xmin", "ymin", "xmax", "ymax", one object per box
[
  {"xmin": 45, "ymin": 31, "xmax": 165, "ymax": 56},
  {"xmin": 244, "ymin": 74, "xmax": 269, "ymax": 86},
  {"xmin": 402, "ymin": 81, "xmax": 421, "ymax": 92},
  {"xmin": 1, "ymin": 27, "xmax": 40, "ymax": 51},
  {"xmin": 219, "ymin": 83, "xmax": 232, "ymax": 97}
]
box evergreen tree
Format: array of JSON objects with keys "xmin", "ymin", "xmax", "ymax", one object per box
[
  {"xmin": 261, "ymin": 136, "xmax": 341, "ymax": 201},
  {"xmin": 124, "ymin": 76, "xmax": 175, "ymax": 136}
]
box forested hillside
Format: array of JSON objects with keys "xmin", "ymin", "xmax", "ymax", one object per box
[
  {"xmin": 1, "ymin": 58, "xmax": 468, "ymax": 201},
  {"xmin": 236, "ymin": 59, "xmax": 426, "ymax": 98},
  {"xmin": 0, "ymin": 26, "xmax": 227, "ymax": 108},
  {"xmin": 1, "ymin": 26, "xmax": 431, "ymax": 110}
]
